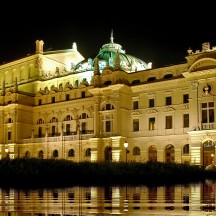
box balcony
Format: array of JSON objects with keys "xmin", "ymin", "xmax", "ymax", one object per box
[
  {"xmin": 201, "ymin": 123, "xmax": 216, "ymax": 130},
  {"xmin": 23, "ymin": 130, "xmax": 94, "ymax": 143}
]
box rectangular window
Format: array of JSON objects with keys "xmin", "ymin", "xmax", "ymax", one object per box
[
  {"xmin": 133, "ymin": 101, "xmax": 139, "ymax": 109},
  {"xmin": 38, "ymin": 99, "xmax": 42, "ymax": 105},
  {"xmin": 66, "ymin": 94, "xmax": 70, "ymax": 101},
  {"xmin": 81, "ymin": 122, "xmax": 87, "ymax": 134},
  {"xmin": 202, "ymin": 102, "xmax": 214, "ymax": 123},
  {"xmin": 38, "ymin": 127, "xmax": 42, "ymax": 138},
  {"xmin": 52, "ymin": 126, "xmax": 55, "ymax": 136},
  {"xmin": 51, "ymin": 97, "xmax": 55, "ymax": 103},
  {"xmin": 133, "ymin": 119, "xmax": 139, "ymax": 131},
  {"xmin": 166, "ymin": 116, "xmax": 172, "ymax": 129},
  {"xmin": 66, "ymin": 124, "xmax": 70, "ymax": 135},
  {"xmin": 149, "ymin": 117, "xmax": 155, "ymax": 130},
  {"xmin": 183, "ymin": 114, "xmax": 189, "ymax": 128},
  {"xmin": 149, "ymin": 99, "xmax": 155, "ymax": 108},
  {"xmin": 105, "ymin": 121, "xmax": 111, "ymax": 132},
  {"xmin": 183, "ymin": 94, "xmax": 189, "ymax": 103},
  {"xmin": 8, "ymin": 131, "xmax": 11, "ymax": 140},
  {"xmin": 166, "ymin": 96, "xmax": 172, "ymax": 106},
  {"xmin": 81, "ymin": 91, "xmax": 86, "ymax": 98}
]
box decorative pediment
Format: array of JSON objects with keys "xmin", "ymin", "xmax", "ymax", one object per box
[
  {"xmin": 188, "ymin": 58, "xmax": 216, "ymax": 72},
  {"xmin": 131, "ymin": 111, "xmax": 141, "ymax": 115},
  {"xmin": 164, "ymin": 106, "xmax": 175, "ymax": 112},
  {"xmin": 146, "ymin": 109, "xmax": 158, "ymax": 114}
]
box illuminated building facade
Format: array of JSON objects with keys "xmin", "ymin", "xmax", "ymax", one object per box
[{"xmin": 0, "ymin": 34, "xmax": 216, "ymax": 166}]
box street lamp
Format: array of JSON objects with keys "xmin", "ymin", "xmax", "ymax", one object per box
[
  {"xmin": 5, "ymin": 148, "xmax": 9, "ymax": 159},
  {"xmin": 124, "ymin": 141, "xmax": 129, "ymax": 163}
]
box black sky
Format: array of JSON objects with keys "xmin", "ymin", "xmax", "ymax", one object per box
[{"xmin": 0, "ymin": 1, "xmax": 215, "ymax": 68}]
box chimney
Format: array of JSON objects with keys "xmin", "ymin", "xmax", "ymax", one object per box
[
  {"xmin": 35, "ymin": 40, "xmax": 44, "ymax": 54},
  {"xmin": 202, "ymin": 42, "xmax": 210, "ymax": 52}
]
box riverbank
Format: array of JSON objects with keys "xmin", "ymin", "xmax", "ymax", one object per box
[{"xmin": 0, "ymin": 158, "xmax": 215, "ymax": 188}]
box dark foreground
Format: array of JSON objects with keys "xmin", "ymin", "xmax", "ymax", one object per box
[{"xmin": 0, "ymin": 158, "xmax": 216, "ymax": 188}]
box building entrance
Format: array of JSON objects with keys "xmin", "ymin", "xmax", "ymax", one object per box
[{"xmin": 203, "ymin": 140, "xmax": 215, "ymax": 166}]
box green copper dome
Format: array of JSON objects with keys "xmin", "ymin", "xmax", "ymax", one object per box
[{"xmin": 75, "ymin": 31, "xmax": 152, "ymax": 73}]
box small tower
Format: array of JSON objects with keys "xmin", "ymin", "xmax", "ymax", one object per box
[{"xmin": 35, "ymin": 40, "xmax": 44, "ymax": 54}]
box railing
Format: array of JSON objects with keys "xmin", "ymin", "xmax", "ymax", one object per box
[
  {"xmin": 23, "ymin": 130, "xmax": 94, "ymax": 143},
  {"xmin": 202, "ymin": 123, "xmax": 216, "ymax": 130}
]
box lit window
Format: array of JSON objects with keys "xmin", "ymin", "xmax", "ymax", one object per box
[{"xmin": 149, "ymin": 117, "xmax": 155, "ymax": 130}]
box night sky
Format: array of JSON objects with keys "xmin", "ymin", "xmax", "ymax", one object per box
[{"xmin": 0, "ymin": 1, "xmax": 215, "ymax": 69}]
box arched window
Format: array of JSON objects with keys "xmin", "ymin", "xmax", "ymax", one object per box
[
  {"xmin": 104, "ymin": 80, "xmax": 112, "ymax": 86},
  {"xmin": 85, "ymin": 148, "xmax": 91, "ymax": 157},
  {"xmin": 8, "ymin": 118, "xmax": 13, "ymax": 123},
  {"xmin": 80, "ymin": 113, "xmax": 88, "ymax": 119},
  {"xmin": 165, "ymin": 144, "xmax": 175, "ymax": 163},
  {"xmin": 50, "ymin": 117, "xmax": 58, "ymax": 123},
  {"xmin": 53, "ymin": 150, "xmax": 58, "ymax": 158},
  {"xmin": 149, "ymin": 145, "xmax": 157, "ymax": 162},
  {"xmin": 37, "ymin": 118, "xmax": 44, "ymax": 124},
  {"xmin": 164, "ymin": 74, "xmax": 173, "ymax": 79},
  {"xmin": 64, "ymin": 115, "xmax": 73, "ymax": 121},
  {"xmin": 183, "ymin": 144, "xmax": 189, "ymax": 154},
  {"xmin": 25, "ymin": 151, "xmax": 30, "ymax": 158},
  {"xmin": 68, "ymin": 149, "xmax": 75, "ymax": 157},
  {"xmin": 133, "ymin": 147, "xmax": 140, "ymax": 156},
  {"xmin": 38, "ymin": 150, "xmax": 44, "ymax": 159},
  {"xmin": 147, "ymin": 77, "xmax": 156, "ymax": 82},
  {"xmin": 131, "ymin": 79, "xmax": 140, "ymax": 85}
]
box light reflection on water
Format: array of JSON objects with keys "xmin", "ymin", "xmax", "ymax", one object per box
[{"xmin": 1, "ymin": 180, "xmax": 216, "ymax": 215}]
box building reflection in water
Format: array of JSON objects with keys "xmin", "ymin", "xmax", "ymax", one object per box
[{"xmin": 0, "ymin": 180, "xmax": 216, "ymax": 215}]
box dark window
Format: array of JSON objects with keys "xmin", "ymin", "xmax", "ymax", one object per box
[
  {"xmin": 166, "ymin": 116, "xmax": 172, "ymax": 129},
  {"xmin": 8, "ymin": 131, "xmax": 11, "ymax": 140},
  {"xmin": 149, "ymin": 99, "xmax": 155, "ymax": 107},
  {"xmin": 81, "ymin": 122, "xmax": 86, "ymax": 134},
  {"xmin": 104, "ymin": 80, "xmax": 112, "ymax": 86},
  {"xmin": 133, "ymin": 147, "xmax": 140, "ymax": 155},
  {"xmin": 66, "ymin": 94, "xmax": 70, "ymax": 101},
  {"xmin": 81, "ymin": 91, "xmax": 86, "ymax": 98},
  {"xmin": 132, "ymin": 79, "xmax": 140, "ymax": 84},
  {"xmin": 164, "ymin": 74, "xmax": 173, "ymax": 79},
  {"xmin": 8, "ymin": 118, "xmax": 12, "ymax": 123},
  {"xmin": 133, "ymin": 101, "xmax": 139, "ymax": 109},
  {"xmin": 166, "ymin": 96, "xmax": 172, "ymax": 105},
  {"xmin": 183, "ymin": 94, "xmax": 189, "ymax": 103},
  {"xmin": 183, "ymin": 144, "xmax": 189, "ymax": 154},
  {"xmin": 202, "ymin": 102, "xmax": 214, "ymax": 123},
  {"xmin": 104, "ymin": 103, "xmax": 114, "ymax": 110},
  {"xmin": 183, "ymin": 114, "xmax": 189, "ymax": 128},
  {"xmin": 105, "ymin": 121, "xmax": 111, "ymax": 132},
  {"xmin": 133, "ymin": 119, "xmax": 139, "ymax": 131},
  {"xmin": 147, "ymin": 77, "xmax": 156, "ymax": 82},
  {"xmin": 52, "ymin": 126, "xmax": 55, "ymax": 136},
  {"xmin": 38, "ymin": 99, "xmax": 42, "ymax": 105},
  {"xmin": 38, "ymin": 127, "xmax": 42, "ymax": 137},
  {"xmin": 51, "ymin": 97, "xmax": 55, "ymax": 103},
  {"xmin": 68, "ymin": 149, "xmax": 75, "ymax": 157},
  {"xmin": 66, "ymin": 124, "xmax": 70, "ymax": 135},
  {"xmin": 85, "ymin": 148, "xmax": 91, "ymax": 157}
]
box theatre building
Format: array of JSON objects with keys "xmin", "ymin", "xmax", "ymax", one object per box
[{"xmin": 0, "ymin": 34, "xmax": 216, "ymax": 166}]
